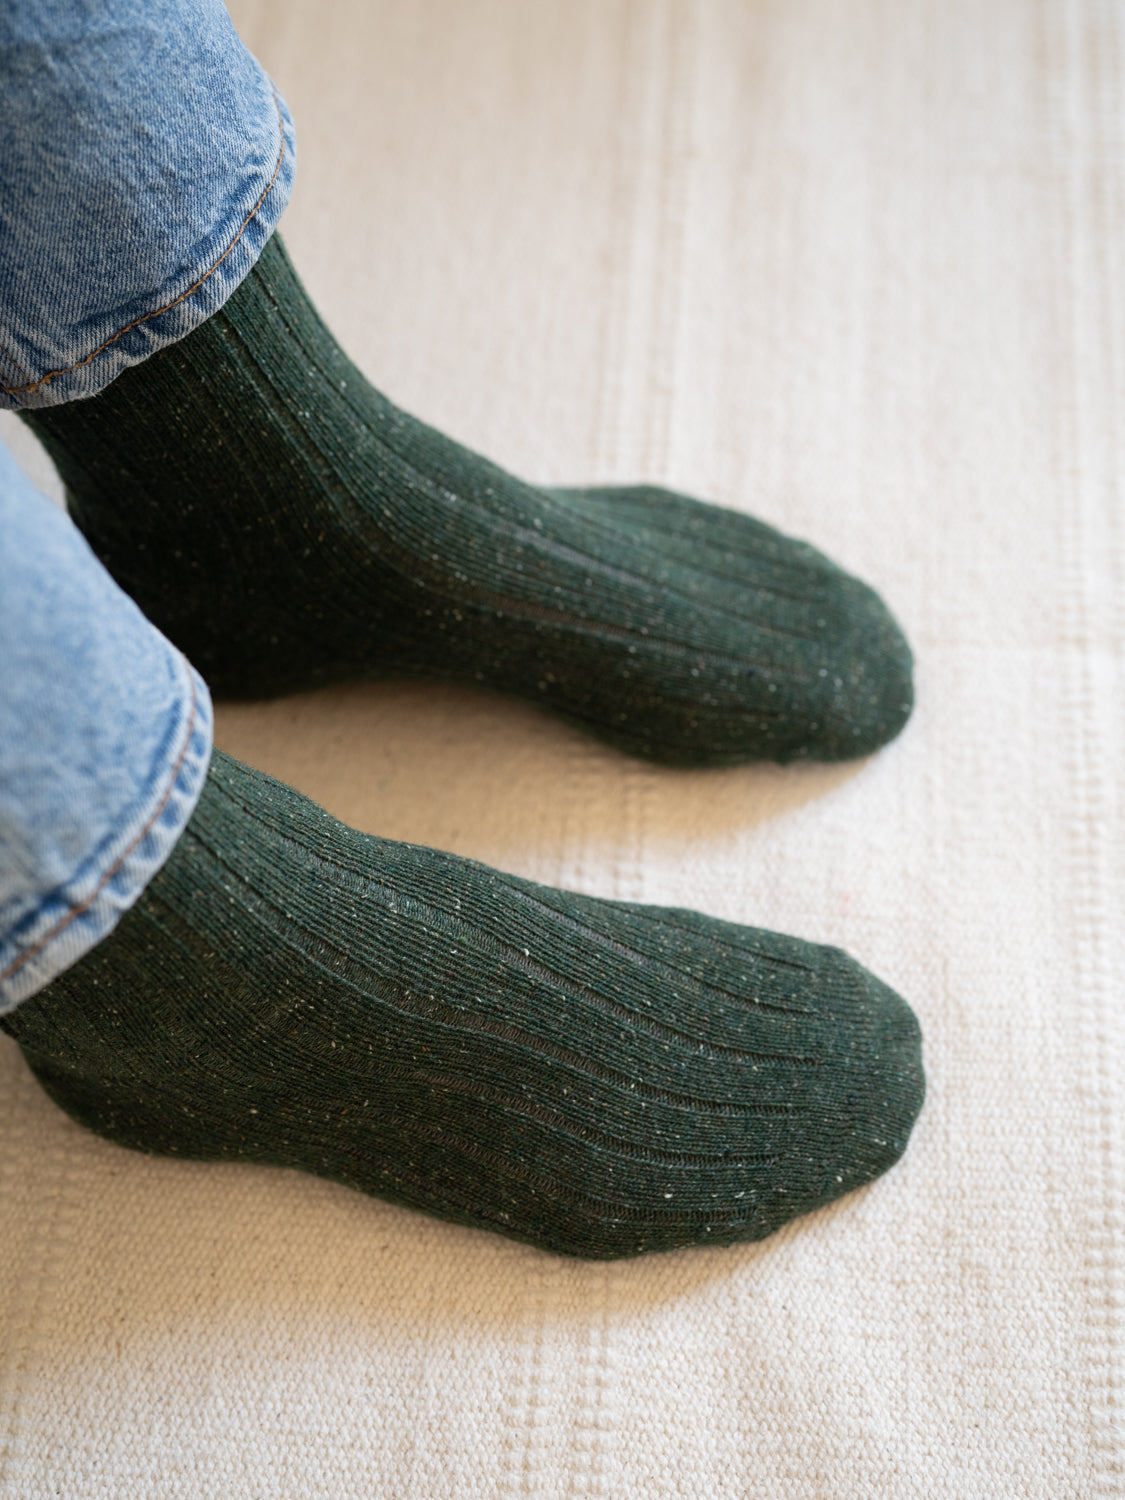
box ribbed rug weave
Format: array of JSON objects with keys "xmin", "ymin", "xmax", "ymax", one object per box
[{"xmin": 1, "ymin": 0, "xmax": 1122, "ymax": 1493}]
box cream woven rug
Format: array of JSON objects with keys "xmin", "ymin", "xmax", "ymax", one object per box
[{"xmin": 1, "ymin": 0, "xmax": 1123, "ymax": 1494}]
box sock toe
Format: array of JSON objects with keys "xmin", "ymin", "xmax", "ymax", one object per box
[
  {"xmin": 549, "ymin": 484, "xmax": 914, "ymax": 764},
  {"xmin": 813, "ymin": 959, "xmax": 925, "ymax": 1203},
  {"xmin": 792, "ymin": 571, "xmax": 915, "ymax": 763}
]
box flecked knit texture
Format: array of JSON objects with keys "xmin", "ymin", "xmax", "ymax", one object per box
[
  {"xmin": 21, "ymin": 235, "xmax": 913, "ymax": 766},
  {"xmin": 0, "ymin": 751, "xmax": 923, "ymax": 1260}
]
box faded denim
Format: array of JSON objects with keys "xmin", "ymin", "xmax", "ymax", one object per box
[
  {"xmin": 0, "ymin": 444, "xmax": 213, "ymax": 1012},
  {"xmin": 0, "ymin": 0, "xmax": 295, "ymax": 409}
]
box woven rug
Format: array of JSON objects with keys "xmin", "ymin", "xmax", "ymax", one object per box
[{"xmin": 1, "ymin": 0, "xmax": 1122, "ymax": 1493}]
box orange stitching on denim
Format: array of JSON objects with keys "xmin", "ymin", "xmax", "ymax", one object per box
[
  {"xmin": 0, "ymin": 666, "xmax": 202, "ymax": 984},
  {"xmin": 0, "ymin": 87, "xmax": 288, "ymax": 398}
]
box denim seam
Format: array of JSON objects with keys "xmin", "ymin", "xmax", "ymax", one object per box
[
  {"xmin": 0, "ymin": 333, "xmax": 31, "ymax": 389},
  {"xmin": 0, "ymin": 663, "xmax": 200, "ymax": 983},
  {"xmin": 0, "ymin": 85, "xmax": 288, "ymax": 399}
]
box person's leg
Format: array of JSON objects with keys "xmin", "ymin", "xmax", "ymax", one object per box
[
  {"xmin": 4, "ymin": 739, "xmax": 925, "ymax": 1263},
  {"xmin": 2, "ymin": 5, "xmax": 912, "ymax": 767},
  {"xmin": 0, "ymin": 0, "xmax": 924, "ymax": 1257}
]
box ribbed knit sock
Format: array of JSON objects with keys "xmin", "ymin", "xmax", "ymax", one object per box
[
  {"xmin": 22, "ymin": 235, "xmax": 913, "ymax": 766},
  {"xmin": 0, "ymin": 751, "xmax": 924, "ymax": 1259}
]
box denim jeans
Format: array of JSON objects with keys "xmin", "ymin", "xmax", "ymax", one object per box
[
  {"xmin": 0, "ymin": 0, "xmax": 295, "ymax": 1010},
  {"xmin": 0, "ymin": 0, "xmax": 295, "ymax": 409}
]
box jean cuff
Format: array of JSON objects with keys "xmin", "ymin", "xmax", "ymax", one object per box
[
  {"xmin": 0, "ymin": 657, "xmax": 213, "ymax": 1011},
  {"xmin": 0, "ymin": 83, "xmax": 296, "ymax": 410}
]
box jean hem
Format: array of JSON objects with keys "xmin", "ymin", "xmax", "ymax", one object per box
[
  {"xmin": 0, "ymin": 80, "xmax": 297, "ymax": 411},
  {"xmin": 0, "ymin": 657, "xmax": 213, "ymax": 1011}
]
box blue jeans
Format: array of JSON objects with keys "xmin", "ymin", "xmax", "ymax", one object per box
[{"xmin": 0, "ymin": 0, "xmax": 295, "ymax": 1010}]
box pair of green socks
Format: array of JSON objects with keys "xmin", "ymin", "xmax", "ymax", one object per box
[{"xmin": 2, "ymin": 235, "xmax": 923, "ymax": 1259}]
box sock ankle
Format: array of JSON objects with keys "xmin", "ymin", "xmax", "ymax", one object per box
[{"xmin": 22, "ymin": 234, "xmax": 913, "ymax": 766}]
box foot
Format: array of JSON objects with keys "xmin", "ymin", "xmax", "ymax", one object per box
[
  {"xmin": 23, "ymin": 235, "xmax": 913, "ymax": 766},
  {"xmin": 1, "ymin": 751, "xmax": 924, "ymax": 1259}
]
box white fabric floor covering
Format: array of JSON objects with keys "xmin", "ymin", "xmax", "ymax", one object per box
[{"xmin": 1, "ymin": 0, "xmax": 1123, "ymax": 1494}]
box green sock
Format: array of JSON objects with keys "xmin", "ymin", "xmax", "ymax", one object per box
[
  {"xmin": 22, "ymin": 234, "xmax": 913, "ymax": 766},
  {"xmin": 1, "ymin": 751, "xmax": 924, "ymax": 1259}
]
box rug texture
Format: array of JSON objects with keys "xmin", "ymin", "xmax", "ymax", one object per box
[{"xmin": 0, "ymin": 0, "xmax": 1122, "ymax": 1494}]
